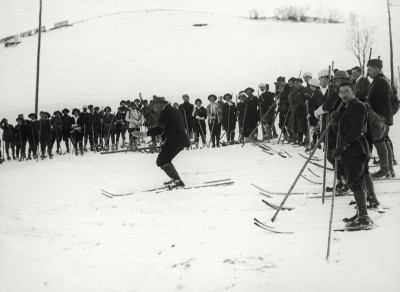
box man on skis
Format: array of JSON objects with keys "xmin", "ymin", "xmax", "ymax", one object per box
[{"xmin": 132, "ymin": 97, "xmax": 190, "ymax": 189}]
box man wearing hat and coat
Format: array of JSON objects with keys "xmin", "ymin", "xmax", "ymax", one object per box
[
  {"xmin": 306, "ymin": 78, "xmax": 324, "ymax": 148},
  {"xmin": 366, "ymin": 59, "xmax": 394, "ymax": 178},
  {"xmin": 221, "ymin": 93, "xmax": 237, "ymax": 144},
  {"xmin": 178, "ymin": 94, "xmax": 195, "ymax": 143},
  {"xmin": 27, "ymin": 113, "xmax": 39, "ymax": 159},
  {"xmin": 39, "ymin": 112, "xmax": 53, "ymax": 159},
  {"xmin": 351, "ymin": 66, "xmax": 370, "ymax": 102},
  {"xmin": 61, "ymin": 109, "xmax": 72, "ymax": 153},
  {"xmin": 0, "ymin": 118, "xmax": 16, "ymax": 160},
  {"xmin": 14, "ymin": 116, "xmax": 29, "ymax": 161},
  {"xmin": 132, "ymin": 97, "xmax": 191, "ymax": 188},
  {"xmin": 51, "ymin": 111, "xmax": 63, "ymax": 154},
  {"xmin": 258, "ymin": 83, "xmax": 276, "ymax": 140},
  {"xmin": 207, "ymin": 94, "xmax": 223, "ymax": 147},
  {"xmin": 276, "ymin": 77, "xmax": 292, "ymax": 138},
  {"xmin": 243, "ymin": 87, "xmax": 259, "ymax": 140}
]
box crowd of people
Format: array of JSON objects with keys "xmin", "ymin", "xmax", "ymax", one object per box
[{"xmin": 1, "ymin": 58, "xmax": 398, "ymax": 229}]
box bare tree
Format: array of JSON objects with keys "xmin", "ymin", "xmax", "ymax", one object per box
[
  {"xmin": 387, "ymin": 0, "xmax": 400, "ymax": 86},
  {"xmin": 249, "ymin": 9, "xmax": 260, "ymax": 20},
  {"xmin": 346, "ymin": 13, "xmax": 375, "ymax": 72}
]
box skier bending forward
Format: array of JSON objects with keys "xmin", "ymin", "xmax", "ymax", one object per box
[{"xmin": 132, "ymin": 97, "xmax": 190, "ymax": 188}]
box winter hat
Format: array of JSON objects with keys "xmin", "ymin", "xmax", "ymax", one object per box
[
  {"xmin": 53, "ymin": 110, "xmax": 61, "ymax": 116},
  {"xmin": 223, "ymin": 93, "xmax": 232, "ymax": 100},
  {"xmin": 288, "ymin": 77, "xmax": 296, "ymax": 83},
  {"xmin": 208, "ymin": 94, "xmax": 217, "ymax": 101},
  {"xmin": 331, "ymin": 70, "xmax": 350, "ymax": 80},
  {"xmin": 367, "ymin": 59, "xmax": 383, "ymax": 68},
  {"xmin": 94, "ymin": 106, "xmax": 100, "ymax": 111},
  {"xmin": 308, "ymin": 78, "xmax": 320, "ymax": 87},
  {"xmin": 44, "ymin": 112, "xmax": 51, "ymax": 118},
  {"xmin": 238, "ymin": 91, "xmax": 248, "ymax": 98},
  {"xmin": 182, "ymin": 94, "xmax": 190, "ymax": 99},
  {"xmin": 83, "ymin": 105, "xmax": 88, "ymax": 109},
  {"xmin": 318, "ymin": 69, "xmax": 330, "ymax": 78},
  {"xmin": 28, "ymin": 113, "xmax": 37, "ymax": 119},
  {"xmin": 62, "ymin": 108, "xmax": 70, "ymax": 114},
  {"xmin": 72, "ymin": 108, "xmax": 80, "ymax": 115},
  {"xmin": 245, "ymin": 87, "xmax": 254, "ymax": 93},
  {"xmin": 258, "ymin": 83, "xmax": 266, "ymax": 88},
  {"xmin": 104, "ymin": 106, "xmax": 111, "ymax": 112},
  {"xmin": 294, "ymin": 78, "xmax": 303, "ymax": 83},
  {"xmin": 16, "ymin": 117, "xmax": 23, "ymax": 122},
  {"xmin": 120, "ymin": 100, "xmax": 126, "ymax": 105},
  {"xmin": 303, "ymin": 72, "xmax": 312, "ymax": 78},
  {"xmin": 277, "ymin": 76, "xmax": 285, "ymax": 82},
  {"xmin": 195, "ymin": 98, "xmax": 202, "ymax": 105},
  {"xmin": 88, "ymin": 105, "xmax": 94, "ymax": 109}
]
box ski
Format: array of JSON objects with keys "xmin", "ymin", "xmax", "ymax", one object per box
[
  {"xmin": 100, "ymin": 146, "xmax": 162, "ymax": 155},
  {"xmin": 307, "ymin": 167, "xmax": 320, "ymax": 178},
  {"xmin": 308, "ymin": 190, "xmax": 400, "ymax": 199},
  {"xmin": 298, "ymin": 152, "xmax": 320, "ymax": 161},
  {"xmin": 259, "ymin": 191, "xmax": 273, "ymax": 198},
  {"xmin": 251, "ymin": 183, "xmax": 312, "ymax": 195},
  {"xmin": 372, "ymin": 177, "xmax": 400, "ymax": 182},
  {"xmin": 155, "ymin": 181, "xmax": 234, "ymax": 193},
  {"xmin": 254, "ymin": 221, "xmax": 294, "ymax": 234},
  {"xmin": 334, "ymin": 226, "xmax": 375, "ymax": 232},
  {"xmin": 101, "ymin": 185, "xmax": 168, "ymax": 197},
  {"xmin": 300, "ymin": 175, "xmax": 322, "ymax": 185},
  {"xmin": 262, "ymin": 199, "xmax": 295, "ymax": 211},
  {"xmin": 254, "ymin": 217, "xmax": 275, "ymax": 229}
]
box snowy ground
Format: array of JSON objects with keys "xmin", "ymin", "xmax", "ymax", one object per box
[
  {"xmin": 1, "ymin": 4, "xmax": 400, "ymax": 292},
  {"xmin": 0, "ymin": 129, "xmax": 399, "ymax": 291}
]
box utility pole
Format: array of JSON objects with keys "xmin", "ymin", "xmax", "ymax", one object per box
[
  {"xmin": 35, "ymin": 0, "xmax": 43, "ymax": 116},
  {"xmin": 387, "ymin": 0, "xmax": 394, "ymax": 86}
]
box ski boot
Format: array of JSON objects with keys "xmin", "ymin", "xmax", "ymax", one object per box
[
  {"xmin": 40, "ymin": 155, "xmax": 46, "ymax": 160},
  {"xmin": 168, "ymin": 179, "xmax": 185, "ymax": 190},
  {"xmin": 343, "ymin": 212, "xmax": 358, "ymax": 223},
  {"xmin": 49, "ymin": 153, "xmax": 53, "ymax": 159},
  {"xmin": 390, "ymin": 170, "xmax": 396, "ymax": 178},
  {"xmin": 372, "ymin": 169, "xmax": 391, "ymax": 179},
  {"xmin": 7, "ymin": 156, "xmax": 11, "ymax": 161},
  {"xmin": 345, "ymin": 216, "xmax": 373, "ymax": 230}
]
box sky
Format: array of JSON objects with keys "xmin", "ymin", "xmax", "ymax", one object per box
[{"xmin": 0, "ymin": 0, "xmax": 398, "ymax": 38}]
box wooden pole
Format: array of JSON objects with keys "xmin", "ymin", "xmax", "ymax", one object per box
[
  {"xmin": 387, "ymin": 0, "xmax": 394, "ymax": 87},
  {"xmin": 35, "ymin": 0, "xmax": 43, "ymax": 116}
]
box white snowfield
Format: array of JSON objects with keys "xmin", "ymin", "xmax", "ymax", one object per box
[{"xmin": 1, "ymin": 7, "xmax": 400, "ymax": 292}]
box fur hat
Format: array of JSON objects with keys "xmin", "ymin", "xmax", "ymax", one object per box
[
  {"xmin": 367, "ymin": 59, "xmax": 383, "ymax": 68},
  {"xmin": 208, "ymin": 94, "xmax": 217, "ymax": 101},
  {"xmin": 318, "ymin": 69, "xmax": 330, "ymax": 78},
  {"xmin": 308, "ymin": 78, "xmax": 320, "ymax": 87},
  {"xmin": 62, "ymin": 108, "xmax": 70, "ymax": 114}
]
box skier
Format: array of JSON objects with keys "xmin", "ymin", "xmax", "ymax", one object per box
[
  {"xmin": 258, "ymin": 83, "xmax": 276, "ymax": 140},
  {"xmin": 242, "ymin": 87, "xmax": 259, "ymax": 140},
  {"xmin": 331, "ymin": 80, "xmax": 373, "ymax": 229},
  {"xmin": 306, "ymin": 78, "xmax": 324, "ymax": 149},
  {"xmin": 221, "ymin": 93, "xmax": 237, "ymax": 144},
  {"xmin": 61, "ymin": 109, "xmax": 72, "ymax": 153},
  {"xmin": 51, "ymin": 110, "xmax": 63, "ymax": 154},
  {"xmin": 132, "ymin": 97, "xmax": 190, "ymax": 188},
  {"xmin": 206, "ymin": 94, "xmax": 222, "ymax": 147}
]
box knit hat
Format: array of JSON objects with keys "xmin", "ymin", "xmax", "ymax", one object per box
[
  {"xmin": 308, "ymin": 78, "xmax": 320, "ymax": 87},
  {"xmin": 318, "ymin": 69, "xmax": 330, "ymax": 78},
  {"xmin": 303, "ymin": 72, "xmax": 312, "ymax": 78}
]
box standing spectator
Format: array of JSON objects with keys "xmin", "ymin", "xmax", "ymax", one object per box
[
  {"xmin": 192, "ymin": 98, "xmax": 207, "ymax": 148},
  {"xmin": 221, "ymin": 93, "xmax": 237, "ymax": 144},
  {"xmin": 206, "ymin": 94, "xmax": 222, "ymax": 147}
]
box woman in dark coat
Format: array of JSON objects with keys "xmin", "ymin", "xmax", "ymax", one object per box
[
  {"xmin": 71, "ymin": 108, "xmax": 84, "ymax": 155},
  {"xmin": 192, "ymin": 98, "xmax": 207, "ymax": 147},
  {"xmin": 221, "ymin": 93, "xmax": 237, "ymax": 144}
]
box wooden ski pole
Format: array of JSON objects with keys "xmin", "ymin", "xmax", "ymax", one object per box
[
  {"xmin": 271, "ymin": 102, "xmax": 344, "ymax": 222},
  {"xmin": 322, "ymin": 64, "xmax": 332, "ymax": 204},
  {"xmin": 207, "ymin": 117, "xmax": 216, "ymax": 148},
  {"xmin": 326, "ymin": 122, "xmax": 341, "ymax": 261},
  {"xmin": 277, "ymin": 103, "xmax": 292, "ymax": 144}
]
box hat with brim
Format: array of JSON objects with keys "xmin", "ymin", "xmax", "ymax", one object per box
[
  {"xmin": 72, "ymin": 108, "xmax": 80, "ymax": 115},
  {"xmin": 44, "ymin": 112, "xmax": 51, "ymax": 118},
  {"xmin": 62, "ymin": 108, "xmax": 70, "ymax": 114},
  {"xmin": 303, "ymin": 72, "xmax": 312, "ymax": 78},
  {"xmin": 294, "ymin": 78, "xmax": 303, "ymax": 83},
  {"xmin": 94, "ymin": 106, "xmax": 100, "ymax": 111},
  {"xmin": 331, "ymin": 70, "xmax": 350, "ymax": 80},
  {"xmin": 104, "ymin": 106, "xmax": 111, "ymax": 112},
  {"xmin": 308, "ymin": 78, "xmax": 320, "ymax": 87},
  {"xmin": 223, "ymin": 93, "xmax": 232, "ymax": 100},
  {"xmin": 195, "ymin": 98, "xmax": 202, "ymax": 104},
  {"xmin": 208, "ymin": 94, "xmax": 217, "ymax": 101},
  {"xmin": 245, "ymin": 87, "xmax": 254, "ymax": 93},
  {"xmin": 88, "ymin": 105, "xmax": 94, "ymax": 109},
  {"xmin": 16, "ymin": 117, "xmax": 23, "ymax": 122},
  {"xmin": 120, "ymin": 100, "xmax": 126, "ymax": 105},
  {"xmin": 318, "ymin": 69, "xmax": 330, "ymax": 79},
  {"xmin": 288, "ymin": 77, "xmax": 296, "ymax": 83},
  {"xmin": 28, "ymin": 113, "xmax": 37, "ymax": 119},
  {"xmin": 277, "ymin": 76, "xmax": 285, "ymax": 82},
  {"xmin": 53, "ymin": 110, "xmax": 61, "ymax": 116}
]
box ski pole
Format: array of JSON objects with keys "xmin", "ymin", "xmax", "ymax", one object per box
[
  {"xmin": 197, "ymin": 119, "xmax": 208, "ymax": 148},
  {"xmin": 277, "ymin": 103, "xmax": 292, "ymax": 144},
  {"xmin": 37, "ymin": 120, "xmax": 42, "ymax": 162},
  {"xmin": 207, "ymin": 117, "xmax": 216, "ymax": 148},
  {"xmin": 240, "ymin": 102, "xmax": 248, "ymax": 143},
  {"xmin": 242, "ymin": 99, "xmax": 278, "ymax": 147},
  {"xmin": 271, "ymin": 102, "xmax": 344, "ymax": 222},
  {"xmin": 322, "ymin": 65, "xmax": 333, "ymax": 204},
  {"xmin": 326, "ymin": 122, "xmax": 341, "ymax": 261}
]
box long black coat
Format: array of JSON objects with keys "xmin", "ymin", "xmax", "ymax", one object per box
[
  {"xmin": 278, "ymin": 84, "xmax": 292, "ymax": 112},
  {"xmin": 259, "ymin": 91, "xmax": 275, "ymax": 123},
  {"xmin": 243, "ymin": 96, "xmax": 259, "ymax": 132},
  {"xmin": 222, "ymin": 102, "xmax": 237, "ymax": 132},
  {"xmin": 1, "ymin": 124, "xmax": 15, "ymax": 142},
  {"xmin": 336, "ymin": 98, "xmax": 369, "ymax": 160},
  {"xmin": 178, "ymin": 102, "xmax": 194, "ymax": 130},
  {"xmin": 307, "ymin": 88, "xmax": 324, "ymax": 127},
  {"xmin": 193, "ymin": 106, "xmax": 207, "ymax": 134},
  {"xmin": 367, "ymin": 73, "xmax": 393, "ymax": 126},
  {"xmin": 147, "ymin": 104, "xmax": 190, "ymax": 148},
  {"xmin": 289, "ymin": 86, "xmax": 307, "ymax": 133}
]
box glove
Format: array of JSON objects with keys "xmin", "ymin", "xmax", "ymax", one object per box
[
  {"xmin": 332, "ymin": 140, "xmax": 350, "ymax": 159},
  {"xmin": 330, "ymin": 110, "xmax": 341, "ymax": 124},
  {"xmin": 314, "ymin": 105, "xmax": 325, "ymax": 118}
]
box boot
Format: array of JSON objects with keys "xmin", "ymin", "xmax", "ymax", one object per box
[
  {"xmin": 345, "ymin": 215, "xmax": 373, "ymax": 229},
  {"xmin": 374, "ymin": 141, "xmax": 390, "ymax": 173},
  {"xmin": 372, "ymin": 169, "xmax": 391, "ymax": 179},
  {"xmin": 365, "ymin": 173, "xmax": 380, "ymax": 206},
  {"xmin": 161, "ymin": 163, "xmax": 181, "ymax": 182}
]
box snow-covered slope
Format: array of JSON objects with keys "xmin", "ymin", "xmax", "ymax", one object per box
[{"xmin": 0, "ymin": 9, "xmax": 396, "ymax": 120}]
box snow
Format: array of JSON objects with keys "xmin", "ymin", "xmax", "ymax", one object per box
[{"xmin": 1, "ymin": 4, "xmax": 400, "ymax": 292}]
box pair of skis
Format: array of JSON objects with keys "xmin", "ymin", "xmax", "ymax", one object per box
[
  {"xmin": 100, "ymin": 146, "xmax": 162, "ymax": 155},
  {"xmin": 101, "ymin": 178, "xmax": 234, "ymax": 198}
]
